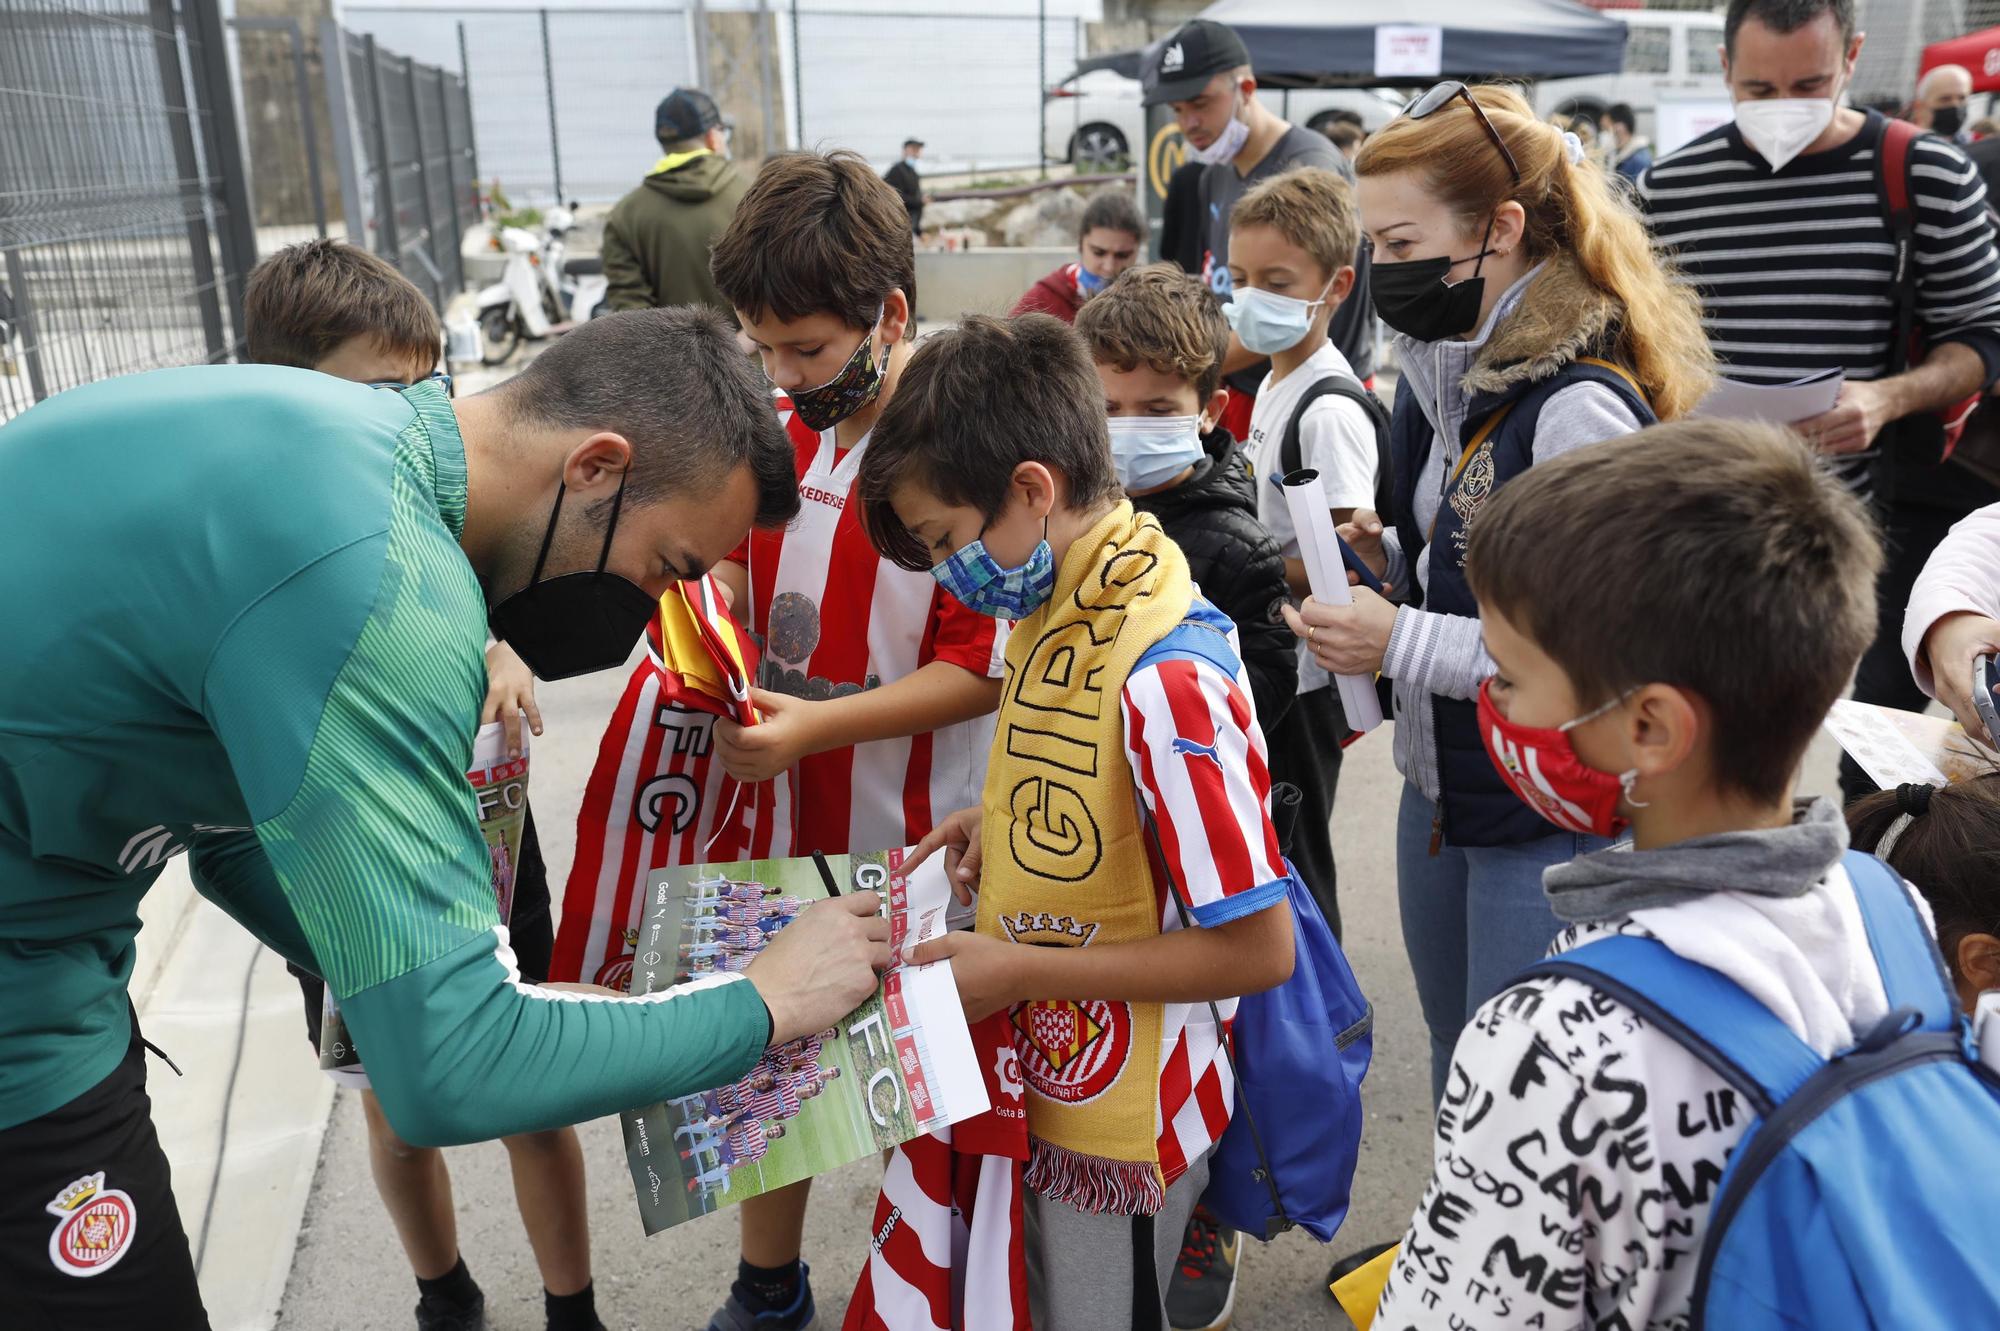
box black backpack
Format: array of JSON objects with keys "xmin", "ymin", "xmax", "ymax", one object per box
[{"xmin": 1279, "ymin": 373, "xmax": 1393, "ymax": 518}]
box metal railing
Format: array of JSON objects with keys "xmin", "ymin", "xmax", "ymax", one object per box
[{"xmin": 325, "ymin": 23, "xmax": 480, "ymax": 314}]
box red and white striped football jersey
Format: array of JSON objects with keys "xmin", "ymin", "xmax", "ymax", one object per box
[
  {"xmin": 844, "ymin": 1013, "xmax": 1030, "ymax": 1331},
  {"xmin": 740, "ymin": 398, "xmax": 1006, "ymax": 857},
  {"xmin": 1120, "ymin": 632, "xmax": 1289, "ymax": 1187},
  {"xmin": 550, "ymin": 578, "xmax": 777, "ymax": 988}
]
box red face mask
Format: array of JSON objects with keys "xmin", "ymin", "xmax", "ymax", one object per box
[{"xmin": 1476, "ymin": 678, "xmax": 1642, "ymax": 839}]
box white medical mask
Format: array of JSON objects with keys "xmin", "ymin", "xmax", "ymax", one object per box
[
  {"xmin": 1734, "ymin": 96, "xmax": 1835, "ymax": 171},
  {"xmin": 1188, "ymin": 98, "xmax": 1250, "ymax": 166},
  {"xmin": 1225, "ymin": 275, "xmax": 1336, "ymax": 356},
  {"xmin": 1107, "ymin": 415, "xmax": 1206, "ymax": 492}
]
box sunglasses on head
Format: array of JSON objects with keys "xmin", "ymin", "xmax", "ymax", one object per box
[{"xmin": 1403, "ymin": 81, "xmax": 1521, "ymax": 185}]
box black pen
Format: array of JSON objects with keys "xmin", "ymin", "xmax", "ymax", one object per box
[{"xmin": 812, "ymin": 850, "xmax": 841, "ymax": 897}]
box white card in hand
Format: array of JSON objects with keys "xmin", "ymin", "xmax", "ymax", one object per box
[{"xmin": 1281, "ymin": 469, "xmax": 1384, "ymax": 734}]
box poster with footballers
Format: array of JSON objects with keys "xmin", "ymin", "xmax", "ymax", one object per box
[
  {"xmin": 317, "ymin": 720, "xmax": 530, "ymax": 1084},
  {"xmin": 620, "ymin": 847, "xmax": 988, "ymax": 1234}
]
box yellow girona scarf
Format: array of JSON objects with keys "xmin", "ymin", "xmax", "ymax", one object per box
[{"xmin": 976, "ymin": 502, "xmax": 1193, "ymax": 1215}]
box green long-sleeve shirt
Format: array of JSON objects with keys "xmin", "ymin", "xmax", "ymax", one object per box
[{"xmin": 0, "ymin": 366, "xmax": 768, "ymax": 1138}]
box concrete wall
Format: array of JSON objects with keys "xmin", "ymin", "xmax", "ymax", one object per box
[{"xmin": 915, "ymin": 247, "xmax": 1070, "ymax": 323}]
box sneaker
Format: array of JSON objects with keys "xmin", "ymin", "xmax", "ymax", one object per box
[
  {"xmin": 1166, "ymin": 1207, "xmax": 1240, "ymax": 1331},
  {"xmin": 414, "ymin": 1287, "xmax": 487, "ymax": 1331},
  {"xmin": 707, "ymin": 1261, "xmax": 816, "ymax": 1331}
]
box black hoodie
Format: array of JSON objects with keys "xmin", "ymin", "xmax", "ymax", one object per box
[{"xmin": 1131, "ymin": 429, "xmax": 1297, "ymax": 726}]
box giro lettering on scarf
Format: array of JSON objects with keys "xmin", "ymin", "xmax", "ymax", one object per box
[
  {"xmin": 977, "ymin": 502, "xmax": 1193, "ymax": 1215},
  {"xmin": 549, "ymin": 573, "xmax": 781, "ymax": 989}
]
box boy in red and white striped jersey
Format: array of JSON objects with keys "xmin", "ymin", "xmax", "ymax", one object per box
[
  {"xmin": 866, "ymin": 315, "xmax": 1296, "ymax": 1331},
  {"xmin": 695, "ymin": 149, "xmax": 1007, "ymax": 1331}
]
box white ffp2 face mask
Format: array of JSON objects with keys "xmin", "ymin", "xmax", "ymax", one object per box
[{"xmin": 1734, "ymin": 96, "xmax": 1835, "ymax": 171}]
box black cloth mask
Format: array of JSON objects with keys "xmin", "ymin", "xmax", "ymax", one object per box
[
  {"xmin": 1933, "ymin": 105, "xmax": 1966, "ymax": 138},
  {"xmin": 1368, "ymin": 217, "xmax": 1499, "ymax": 344},
  {"xmin": 487, "ymin": 471, "xmax": 657, "ymax": 680}
]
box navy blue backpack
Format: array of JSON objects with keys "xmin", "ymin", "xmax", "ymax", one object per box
[
  {"xmin": 1522, "ymin": 849, "xmax": 2000, "ymax": 1328},
  {"xmin": 1136, "ymin": 615, "xmax": 1372, "ymax": 1243}
]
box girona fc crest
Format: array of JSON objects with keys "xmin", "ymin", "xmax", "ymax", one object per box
[
  {"xmin": 1011, "ymin": 999, "xmax": 1131, "ymax": 1106},
  {"xmin": 594, "ymin": 953, "xmax": 635, "ymax": 993},
  {"xmin": 45, "ymin": 1172, "xmax": 137, "ymax": 1278}
]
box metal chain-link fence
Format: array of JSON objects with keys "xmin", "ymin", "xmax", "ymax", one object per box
[
  {"xmin": 1, "ymin": 0, "xmax": 258, "ymax": 422},
  {"xmin": 340, "ymin": 3, "xmax": 1085, "ymax": 206},
  {"xmin": 343, "ymin": 5, "xmax": 695, "ymax": 207}
]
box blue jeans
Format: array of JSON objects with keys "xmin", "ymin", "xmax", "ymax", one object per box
[{"xmin": 1396, "ymin": 782, "xmax": 1607, "ymax": 1105}]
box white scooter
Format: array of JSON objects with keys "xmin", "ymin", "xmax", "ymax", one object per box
[
  {"xmin": 472, "ymin": 204, "xmax": 607, "ymax": 365},
  {"xmin": 546, "ymin": 203, "xmax": 608, "ymax": 324}
]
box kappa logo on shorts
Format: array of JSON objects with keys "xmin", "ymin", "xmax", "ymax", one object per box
[
  {"xmin": 1011, "ymin": 999, "xmax": 1132, "ymax": 1106},
  {"xmin": 45, "ymin": 1171, "xmax": 138, "ymax": 1278}
]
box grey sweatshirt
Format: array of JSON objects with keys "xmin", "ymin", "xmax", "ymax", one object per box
[
  {"xmin": 1379, "ymin": 266, "xmax": 1643, "ymax": 802},
  {"xmin": 1543, "ymin": 797, "xmax": 1848, "ymax": 921}
]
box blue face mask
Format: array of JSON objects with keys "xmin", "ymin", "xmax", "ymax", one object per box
[
  {"xmin": 1075, "ymin": 264, "xmax": 1109, "ymax": 297},
  {"xmin": 1107, "ymin": 414, "xmax": 1205, "ymax": 492},
  {"xmin": 930, "ymin": 517, "xmax": 1054, "ymax": 619},
  {"xmin": 1225, "ymin": 275, "xmax": 1336, "ymax": 356}
]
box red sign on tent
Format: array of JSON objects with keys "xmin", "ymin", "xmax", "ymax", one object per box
[{"xmin": 1923, "ymin": 27, "xmax": 2000, "ymax": 94}]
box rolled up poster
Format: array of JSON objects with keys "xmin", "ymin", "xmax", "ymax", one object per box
[{"xmin": 1281, "ymin": 468, "xmax": 1385, "ymax": 734}]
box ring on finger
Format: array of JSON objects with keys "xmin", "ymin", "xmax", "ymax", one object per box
[{"xmin": 1308, "ymin": 626, "xmax": 1319, "ymax": 648}]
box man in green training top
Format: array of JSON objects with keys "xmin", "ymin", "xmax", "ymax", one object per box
[{"xmin": 0, "ymin": 306, "xmax": 889, "ymax": 1329}]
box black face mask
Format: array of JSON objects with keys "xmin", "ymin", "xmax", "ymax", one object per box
[
  {"xmin": 1934, "ymin": 105, "xmax": 1966, "ymax": 138},
  {"xmin": 1368, "ymin": 217, "xmax": 1499, "ymax": 344},
  {"xmin": 487, "ymin": 472, "xmax": 657, "ymax": 680}
]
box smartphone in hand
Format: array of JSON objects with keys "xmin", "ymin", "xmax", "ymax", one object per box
[{"xmin": 1974, "ymin": 653, "xmax": 2000, "ymax": 748}]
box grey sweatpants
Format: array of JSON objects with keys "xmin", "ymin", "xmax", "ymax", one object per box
[{"xmin": 1023, "ymin": 1152, "xmax": 1211, "ymax": 1331}]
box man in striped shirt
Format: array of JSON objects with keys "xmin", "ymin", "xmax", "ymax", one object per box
[{"xmin": 1640, "ymin": 0, "xmax": 2000, "ymax": 799}]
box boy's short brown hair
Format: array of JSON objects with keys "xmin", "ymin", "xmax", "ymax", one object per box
[
  {"xmin": 1229, "ymin": 166, "xmax": 1360, "ymax": 280},
  {"xmin": 709, "ymin": 149, "xmax": 916, "ymax": 330},
  {"xmin": 1073, "ymin": 263, "xmax": 1229, "ymax": 401},
  {"xmin": 244, "ymin": 239, "xmax": 439, "ymax": 373},
  {"xmin": 859, "ymin": 314, "xmax": 1118, "ymax": 572},
  {"xmin": 1465, "ymin": 418, "xmax": 1880, "ymax": 804}
]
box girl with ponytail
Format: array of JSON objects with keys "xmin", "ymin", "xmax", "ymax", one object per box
[{"xmin": 1288, "ymin": 82, "xmax": 1714, "ymax": 1103}]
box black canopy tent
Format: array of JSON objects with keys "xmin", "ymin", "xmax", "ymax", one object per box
[{"xmin": 1079, "ymin": 0, "xmax": 1630, "ymax": 88}]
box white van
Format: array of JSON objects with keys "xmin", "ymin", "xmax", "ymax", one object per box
[{"xmin": 1536, "ymin": 9, "xmax": 1727, "ymax": 139}]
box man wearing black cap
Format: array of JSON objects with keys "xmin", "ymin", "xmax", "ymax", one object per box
[
  {"xmin": 884, "ymin": 138, "xmax": 925, "ymax": 234},
  {"xmin": 1144, "ymin": 19, "xmax": 1376, "ymax": 404},
  {"xmin": 601, "ymin": 87, "xmax": 748, "ymax": 315}
]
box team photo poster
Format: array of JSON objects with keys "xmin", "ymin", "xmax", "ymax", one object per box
[{"xmin": 620, "ymin": 848, "xmax": 987, "ymax": 1234}]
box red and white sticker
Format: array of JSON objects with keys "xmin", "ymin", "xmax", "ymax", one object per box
[{"xmin": 45, "ymin": 1171, "xmax": 137, "ymax": 1278}]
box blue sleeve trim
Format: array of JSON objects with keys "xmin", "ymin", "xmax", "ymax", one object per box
[{"xmin": 1189, "ymin": 875, "xmax": 1290, "ymax": 928}]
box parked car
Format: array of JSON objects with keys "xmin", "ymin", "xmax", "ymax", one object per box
[
  {"xmin": 1535, "ymin": 9, "xmax": 1726, "ymax": 141},
  {"xmin": 1043, "ymin": 67, "xmax": 1403, "ymax": 171}
]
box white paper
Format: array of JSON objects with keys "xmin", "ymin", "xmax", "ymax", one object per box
[
  {"xmin": 1822, "ymin": 699, "xmax": 1993, "ymax": 790},
  {"xmin": 1282, "ymin": 471, "xmax": 1385, "ymax": 733},
  {"xmin": 1693, "ymin": 368, "xmax": 1843, "ymax": 425},
  {"xmin": 1375, "ymin": 25, "xmax": 1443, "ymax": 79}
]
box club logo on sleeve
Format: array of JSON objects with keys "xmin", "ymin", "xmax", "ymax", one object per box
[
  {"xmin": 1010, "ymin": 999, "xmax": 1131, "ymax": 1105},
  {"xmin": 45, "ymin": 1172, "xmax": 137, "ymax": 1277}
]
